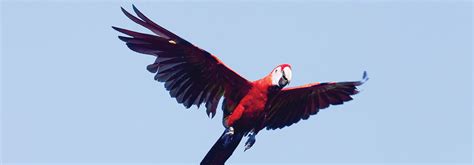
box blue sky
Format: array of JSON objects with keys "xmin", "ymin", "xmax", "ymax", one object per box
[{"xmin": 1, "ymin": 0, "xmax": 472, "ymax": 164}]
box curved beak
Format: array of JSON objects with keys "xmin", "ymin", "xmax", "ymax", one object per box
[
  {"xmin": 278, "ymin": 75, "xmax": 289, "ymax": 87},
  {"xmin": 278, "ymin": 67, "xmax": 292, "ymax": 88}
]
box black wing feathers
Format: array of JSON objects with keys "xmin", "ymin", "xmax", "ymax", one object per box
[
  {"xmin": 265, "ymin": 71, "xmax": 368, "ymax": 129},
  {"xmin": 113, "ymin": 6, "xmax": 251, "ymax": 117}
]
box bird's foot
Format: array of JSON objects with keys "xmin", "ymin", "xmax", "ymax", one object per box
[
  {"xmin": 244, "ymin": 133, "xmax": 256, "ymax": 151},
  {"xmin": 221, "ymin": 127, "xmax": 234, "ymax": 146},
  {"xmin": 225, "ymin": 127, "xmax": 234, "ymax": 136}
]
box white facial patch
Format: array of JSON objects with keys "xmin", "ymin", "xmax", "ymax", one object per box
[{"xmin": 271, "ymin": 67, "xmax": 282, "ymax": 86}]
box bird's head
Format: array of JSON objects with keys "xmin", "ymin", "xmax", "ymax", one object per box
[{"xmin": 270, "ymin": 64, "xmax": 292, "ymax": 88}]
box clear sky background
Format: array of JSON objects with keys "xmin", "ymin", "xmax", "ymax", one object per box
[{"xmin": 1, "ymin": 0, "xmax": 472, "ymax": 164}]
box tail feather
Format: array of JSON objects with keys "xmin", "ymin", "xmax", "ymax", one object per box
[{"xmin": 201, "ymin": 131, "xmax": 244, "ymax": 165}]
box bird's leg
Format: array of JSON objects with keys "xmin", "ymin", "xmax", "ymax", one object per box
[
  {"xmin": 221, "ymin": 107, "xmax": 243, "ymax": 147},
  {"xmin": 244, "ymin": 131, "xmax": 256, "ymax": 151},
  {"xmin": 221, "ymin": 126, "xmax": 234, "ymax": 146}
]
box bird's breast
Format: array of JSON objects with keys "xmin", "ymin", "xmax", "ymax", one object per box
[{"xmin": 238, "ymin": 87, "xmax": 269, "ymax": 121}]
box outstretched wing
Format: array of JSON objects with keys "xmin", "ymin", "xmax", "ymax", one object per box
[
  {"xmin": 113, "ymin": 6, "xmax": 252, "ymax": 117},
  {"xmin": 264, "ymin": 71, "xmax": 368, "ymax": 129}
]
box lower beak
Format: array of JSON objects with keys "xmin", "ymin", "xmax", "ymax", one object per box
[{"xmin": 278, "ymin": 76, "xmax": 289, "ymax": 87}]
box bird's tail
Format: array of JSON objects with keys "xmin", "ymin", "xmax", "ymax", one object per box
[{"xmin": 201, "ymin": 130, "xmax": 244, "ymax": 165}]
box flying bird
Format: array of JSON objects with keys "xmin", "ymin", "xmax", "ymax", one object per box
[{"xmin": 113, "ymin": 5, "xmax": 368, "ymax": 165}]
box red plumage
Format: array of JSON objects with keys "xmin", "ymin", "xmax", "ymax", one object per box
[{"xmin": 114, "ymin": 5, "xmax": 368, "ymax": 165}]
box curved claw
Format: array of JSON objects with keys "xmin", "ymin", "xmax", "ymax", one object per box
[{"xmin": 244, "ymin": 134, "xmax": 256, "ymax": 151}]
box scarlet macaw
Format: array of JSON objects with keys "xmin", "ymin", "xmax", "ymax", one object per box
[{"xmin": 113, "ymin": 6, "xmax": 368, "ymax": 165}]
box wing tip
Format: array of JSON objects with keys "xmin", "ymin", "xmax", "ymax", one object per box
[
  {"xmin": 120, "ymin": 6, "xmax": 129, "ymax": 16},
  {"xmin": 132, "ymin": 4, "xmax": 140, "ymax": 14},
  {"xmin": 359, "ymin": 71, "xmax": 369, "ymax": 85},
  {"xmin": 111, "ymin": 26, "xmax": 128, "ymax": 35},
  {"xmin": 111, "ymin": 26, "xmax": 119, "ymax": 31},
  {"xmin": 112, "ymin": 26, "xmax": 129, "ymax": 39},
  {"xmin": 121, "ymin": 5, "xmax": 139, "ymax": 15}
]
